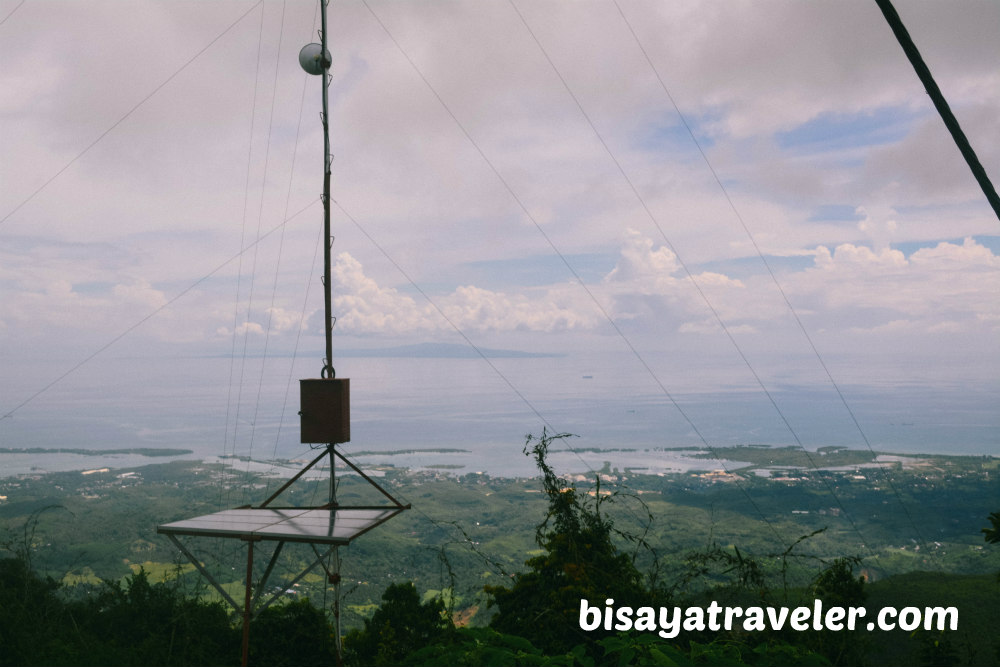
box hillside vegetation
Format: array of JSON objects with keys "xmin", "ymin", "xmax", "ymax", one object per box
[{"xmin": 1, "ymin": 434, "xmax": 998, "ymax": 665}]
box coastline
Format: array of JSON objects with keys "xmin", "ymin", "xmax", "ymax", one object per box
[{"xmin": 0, "ymin": 444, "xmax": 992, "ymax": 480}]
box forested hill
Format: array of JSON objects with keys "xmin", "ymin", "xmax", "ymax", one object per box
[{"xmin": 1, "ymin": 440, "xmax": 998, "ymax": 666}]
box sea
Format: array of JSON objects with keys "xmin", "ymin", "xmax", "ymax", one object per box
[{"xmin": 1, "ymin": 351, "xmax": 997, "ymax": 479}]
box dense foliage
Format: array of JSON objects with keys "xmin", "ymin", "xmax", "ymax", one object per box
[
  {"xmin": 0, "ymin": 556, "xmax": 352, "ymax": 667},
  {"xmin": 1, "ymin": 443, "xmax": 998, "ymax": 665},
  {"xmin": 485, "ymin": 432, "xmax": 661, "ymax": 655},
  {"xmin": 342, "ymin": 582, "xmax": 450, "ymax": 666},
  {"xmin": 0, "ymin": 556, "xmax": 238, "ymax": 666}
]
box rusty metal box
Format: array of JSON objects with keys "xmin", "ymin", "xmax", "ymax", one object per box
[{"xmin": 300, "ymin": 378, "xmax": 350, "ymax": 444}]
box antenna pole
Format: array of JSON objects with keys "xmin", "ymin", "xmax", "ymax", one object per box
[
  {"xmin": 320, "ymin": 0, "xmax": 335, "ymax": 379},
  {"xmin": 318, "ymin": 4, "xmax": 344, "ymax": 664}
]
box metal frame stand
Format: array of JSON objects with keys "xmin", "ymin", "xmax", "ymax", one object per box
[
  {"xmin": 159, "ymin": 2, "xmax": 410, "ymax": 665},
  {"xmin": 159, "ymin": 444, "xmax": 409, "ymax": 667}
]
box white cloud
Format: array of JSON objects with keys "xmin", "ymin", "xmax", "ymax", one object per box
[
  {"xmin": 262, "ymin": 307, "xmax": 305, "ymax": 334},
  {"xmin": 855, "ymin": 204, "xmax": 899, "ymax": 250},
  {"xmin": 330, "ymin": 251, "xmax": 598, "ymax": 334},
  {"xmin": 601, "ymin": 229, "xmax": 754, "ymax": 331},
  {"xmin": 846, "ymin": 319, "xmax": 913, "ymax": 336},
  {"xmin": 0, "ymin": 1, "xmax": 996, "ymax": 403},
  {"xmin": 789, "ymin": 238, "xmax": 1000, "ymax": 332},
  {"xmin": 331, "ymin": 252, "xmax": 424, "ymax": 333},
  {"xmin": 329, "ymin": 231, "xmax": 761, "ymax": 338},
  {"xmin": 112, "ymin": 280, "xmax": 168, "ymax": 310},
  {"xmin": 604, "ymin": 230, "xmax": 682, "ymax": 286},
  {"xmin": 678, "ymin": 319, "xmax": 757, "ymax": 336}
]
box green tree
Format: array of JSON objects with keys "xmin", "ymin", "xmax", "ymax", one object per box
[
  {"xmin": 812, "ymin": 557, "xmax": 865, "ymax": 608},
  {"xmin": 406, "ymin": 627, "xmax": 575, "ymax": 667},
  {"xmin": 342, "ymin": 582, "xmax": 451, "ymax": 666},
  {"xmin": 76, "ymin": 568, "xmax": 238, "ymax": 666},
  {"xmin": 913, "ymin": 629, "xmax": 960, "ymax": 667},
  {"xmin": 981, "ymin": 511, "xmax": 1000, "ymax": 544},
  {"xmin": 807, "ymin": 557, "xmax": 868, "ymax": 666},
  {"xmin": 249, "ymin": 598, "xmax": 335, "ymax": 667},
  {"xmin": 982, "ymin": 510, "xmax": 1000, "ymax": 662},
  {"xmin": 0, "ymin": 555, "xmax": 77, "ymax": 666},
  {"xmin": 485, "ymin": 431, "xmax": 662, "ymax": 656}
]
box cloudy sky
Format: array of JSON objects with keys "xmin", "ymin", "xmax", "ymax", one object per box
[{"xmin": 1, "ymin": 1, "xmax": 997, "ymax": 456}]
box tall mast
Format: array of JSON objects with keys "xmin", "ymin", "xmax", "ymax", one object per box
[
  {"xmin": 321, "ymin": 5, "xmax": 340, "ymax": 641},
  {"xmin": 309, "ymin": 4, "xmax": 343, "ymax": 659},
  {"xmin": 320, "ymin": 0, "xmax": 335, "ymax": 381},
  {"xmin": 299, "ymin": 1, "xmax": 339, "ymax": 506},
  {"xmin": 160, "ymin": 7, "xmax": 407, "ymax": 666},
  {"xmin": 318, "ymin": 0, "xmax": 337, "ymax": 518}
]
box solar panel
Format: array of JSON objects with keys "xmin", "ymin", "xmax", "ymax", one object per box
[{"xmin": 157, "ymin": 507, "xmax": 403, "ymax": 545}]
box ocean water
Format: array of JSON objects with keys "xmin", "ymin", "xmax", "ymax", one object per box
[{"xmin": 1, "ymin": 352, "xmax": 997, "ymax": 478}]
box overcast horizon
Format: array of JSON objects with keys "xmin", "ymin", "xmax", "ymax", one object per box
[{"xmin": 2, "ymin": 1, "xmax": 997, "ymax": 467}]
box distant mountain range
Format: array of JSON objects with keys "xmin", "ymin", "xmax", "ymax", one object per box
[
  {"xmin": 202, "ymin": 342, "xmax": 560, "ymax": 359},
  {"xmin": 338, "ymin": 342, "xmax": 560, "ymax": 359}
]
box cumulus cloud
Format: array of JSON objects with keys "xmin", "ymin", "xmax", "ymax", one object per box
[
  {"xmin": 0, "ymin": 1, "xmax": 995, "ymax": 394},
  {"xmin": 678, "ymin": 319, "xmax": 757, "ymax": 336},
  {"xmin": 326, "ymin": 232, "xmax": 761, "ymax": 337},
  {"xmin": 329, "ymin": 251, "xmax": 599, "ymax": 334},
  {"xmin": 262, "ymin": 307, "xmax": 305, "ymax": 334},
  {"xmin": 602, "ymin": 229, "xmax": 750, "ymax": 331},
  {"xmin": 790, "ymin": 237, "xmax": 1000, "ymax": 333},
  {"xmin": 855, "ymin": 204, "xmax": 899, "ymax": 250},
  {"xmin": 604, "ymin": 230, "xmax": 683, "ymax": 287},
  {"xmin": 112, "ymin": 279, "xmax": 168, "ymax": 310},
  {"xmin": 299, "ymin": 231, "xmax": 1000, "ymax": 347},
  {"xmin": 217, "ymin": 320, "xmax": 272, "ymax": 338},
  {"xmin": 605, "ymin": 229, "xmax": 745, "ymax": 294}
]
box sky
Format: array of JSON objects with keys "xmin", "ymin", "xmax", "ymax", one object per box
[{"xmin": 1, "ymin": 1, "xmax": 998, "ymax": 460}]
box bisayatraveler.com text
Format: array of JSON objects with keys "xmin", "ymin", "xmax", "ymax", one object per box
[{"xmin": 580, "ymin": 598, "xmax": 958, "ymax": 638}]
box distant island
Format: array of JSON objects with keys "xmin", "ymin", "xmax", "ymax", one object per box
[
  {"xmin": 348, "ymin": 448, "xmax": 471, "ymax": 456},
  {"xmin": 338, "ymin": 342, "xmax": 560, "ymax": 359},
  {"xmin": 202, "ymin": 342, "xmax": 561, "ymax": 359},
  {"xmin": 0, "ymin": 447, "xmax": 194, "ymax": 457}
]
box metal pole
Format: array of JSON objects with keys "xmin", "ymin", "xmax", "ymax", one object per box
[
  {"xmin": 329, "ymin": 446, "xmax": 337, "ymax": 507},
  {"xmin": 320, "ymin": 0, "xmax": 335, "ymax": 379},
  {"xmin": 874, "ymin": 0, "xmax": 1000, "ymax": 222},
  {"xmin": 318, "ymin": 7, "xmax": 343, "ymax": 664},
  {"xmin": 250, "ymin": 542, "xmax": 285, "ymax": 609},
  {"xmin": 258, "ymin": 447, "xmax": 330, "ymax": 508},
  {"xmin": 166, "ymin": 534, "xmax": 241, "ymax": 613},
  {"xmin": 329, "ymin": 443, "xmax": 342, "ymax": 664},
  {"xmin": 332, "ymin": 547, "xmax": 343, "ymax": 667},
  {"xmin": 241, "ymin": 539, "xmax": 256, "ymax": 667}
]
